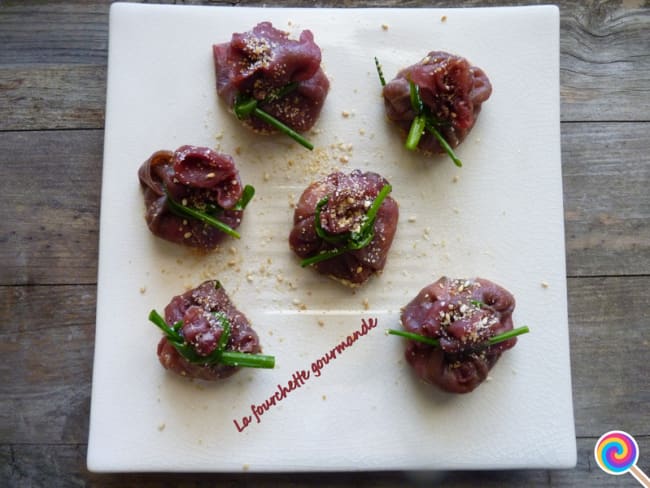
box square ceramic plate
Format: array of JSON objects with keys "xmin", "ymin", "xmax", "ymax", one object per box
[{"xmin": 88, "ymin": 3, "xmax": 575, "ymax": 472}]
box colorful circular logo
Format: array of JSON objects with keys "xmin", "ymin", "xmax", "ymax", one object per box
[{"xmin": 595, "ymin": 430, "xmax": 639, "ymax": 475}]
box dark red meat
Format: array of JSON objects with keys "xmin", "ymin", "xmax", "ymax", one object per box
[
  {"xmin": 382, "ymin": 51, "xmax": 492, "ymax": 154},
  {"xmin": 213, "ymin": 21, "xmax": 330, "ymax": 133},
  {"xmin": 401, "ymin": 277, "xmax": 516, "ymax": 393},
  {"xmin": 157, "ymin": 280, "xmax": 262, "ymax": 381},
  {"xmin": 289, "ymin": 170, "xmax": 399, "ymax": 285},
  {"xmin": 138, "ymin": 145, "xmax": 245, "ymax": 249}
]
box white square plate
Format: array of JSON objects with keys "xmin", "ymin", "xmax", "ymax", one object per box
[{"xmin": 88, "ymin": 3, "xmax": 575, "ymax": 472}]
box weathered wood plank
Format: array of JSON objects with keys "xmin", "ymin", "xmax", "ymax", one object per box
[
  {"xmin": 1, "ymin": 284, "xmax": 96, "ymax": 334},
  {"xmin": 1, "ymin": 437, "xmax": 648, "ymax": 486},
  {"xmin": 567, "ymin": 276, "xmax": 650, "ymax": 437},
  {"xmin": 1, "ymin": 1, "xmax": 649, "ymax": 126},
  {"xmin": 0, "ymin": 130, "xmax": 102, "ymax": 286},
  {"xmin": 1, "ymin": 1, "xmax": 648, "ymax": 487},
  {"xmin": 2, "ymin": 277, "xmax": 647, "ymax": 446},
  {"xmin": 0, "ymin": 3, "xmax": 109, "ymax": 65},
  {"xmin": 0, "ymin": 320, "xmax": 93, "ymax": 446},
  {"xmin": 562, "ymin": 121, "xmax": 650, "ymax": 277},
  {"xmin": 0, "ymin": 65, "xmax": 106, "ymax": 131},
  {"xmin": 2, "ymin": 121, "xmax": 647, "ymax": 286},
  {"xmin": 559, "ymin": 1, "xmax": 650, "ymax": 122}
]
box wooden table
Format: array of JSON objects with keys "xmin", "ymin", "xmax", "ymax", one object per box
[{"xmin": 1, "ymin": 1, "xmax": 648, "ymax": 486}]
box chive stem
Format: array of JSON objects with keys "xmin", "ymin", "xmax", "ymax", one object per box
[
  {"xmin": 405, "ymin": 114, "xmax": 426, "ymax": 151},
  {"xmin": 300, "ymin": 247, "xmax": 347, "ymax": 267},
  {"xmin": 387, "ymin": 328, "xmax": 440, "ymax": 347},
  {"xmin": 251, "ymin": 107, "xmax": 314, "ymax": 150},
  {"xmin": 233, "ymin": 84, "xmax": 314, "ymax": 150},
  {"xmin": 488, "ymin": 325, "xmax": 530, "ymax": 345},
  {"xmin": 149, "ymin": 310, "xmax": 182, "ymax": 342},
  {"xmin": 409, "ymin": 80, "xmax": 424, "ymax": 113},
  {"xmin": 374, "ymin": 57, "xmax": 386, "ymax": 87},
  {"xmin": 233, "ymin": 184, "xmax": 255, "ymax": 211},
  {"xmin": 401, "ymin": 71, "xmax": 463, "ymax": 167},
  {"xmin": 425, "ymin": 121, "xmax": 463, "ymax": 167},
  {"xmin": 301, "ymin": 184, "xmax": 392, "ymax": 267},
  {"xmin": 164, "ymin": 190, "xmax": 241, "ymax": 239},
  {"xmin": 363, "ymin": 184, "xmax": 392, "ymax": 226},
  {"xmin": 220, "ymin": 351, "xmax": 276, "ymax": 369},
  {"xmin": 215, "ymin": 313, "xmax": 231, "ymax": 352},
  {"xmin": 148, "ymin": 309, "xmax": 275, "ymax": 369},
  {"xmin": 387, "ymin": 325, "xmax": 530, "ymax": 349}
]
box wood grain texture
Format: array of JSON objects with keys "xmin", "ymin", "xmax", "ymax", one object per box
[
  {"xmin": 1, "ymin": 437, "xmax": 648, "ymax": 487},
  {"xmin": 0, "ymin": 130, "xmax": 102, "ymax": 286},
  {"xmin": 0, "ymin": 3, "xmax": 109, "ymax": 65},
  {"xmin": 0, "ymin": 1, "xmax": 649, "ymax": 125},
  {"xmin": 559, "ymin": 1, "xmax": 650, "ymax": 122},
  {"xmin": 0, "ymin": 65, "xmax": 106, "ymax": 131},
  {"xmin": 2, "ymin": 277, "xmax": 647, "ymax": 446},
  {"xmin": 2, "ymin": 121, "xmax": 647, "ymax": 286},
  {"xmin": 567, "ymin": 276, "xmax": 650, "ymax": 437},
  {"xmin": 562, "ymin": 121, "xmax": 650, "ymax": 276},
  {"xmin": 1, "ymin": 0, "xmax": 649, "ymax": 485}
]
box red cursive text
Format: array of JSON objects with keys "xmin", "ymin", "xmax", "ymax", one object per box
[{"xmin": 233, "ymin": 317, "xmax": 378, "ymax": 432}]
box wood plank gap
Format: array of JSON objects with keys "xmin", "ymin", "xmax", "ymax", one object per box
[
  {"xmin": 561, "ymin": 120, "xmax": 650, "ymax": 124},
  {"xmin": 566, "ymin": 273, "xmax": 650, "ymax": 279}
]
